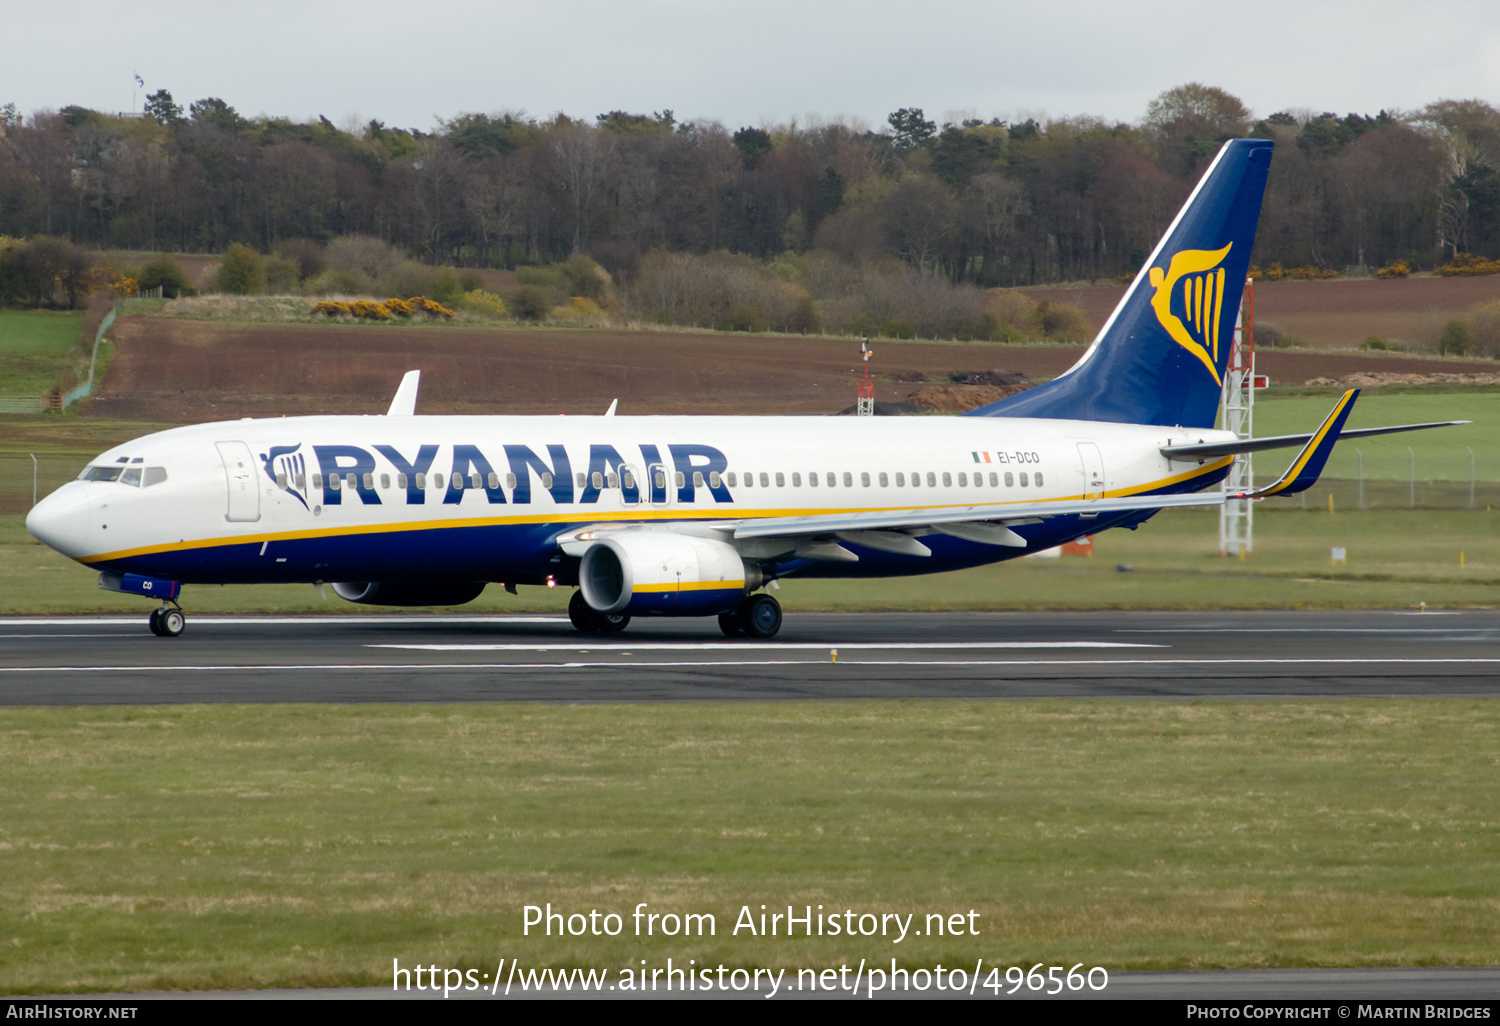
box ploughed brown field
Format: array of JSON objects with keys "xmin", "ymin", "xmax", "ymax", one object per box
[
  {"xmin": 90, "ymin": 311, "xmax": 1500, "ymax": 421},
  {"xmin": 1021, "ymin": 274, "xmax": 1500, "ymax": 350}
]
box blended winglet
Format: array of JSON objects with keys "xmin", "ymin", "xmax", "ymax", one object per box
[
  {"xmin": 1238, "ymin": 389, "xmax": 1359, "ymax": 499},
  {"xmin": 387, "ymin": 370, "xmax": 420, "ymax": 417}
]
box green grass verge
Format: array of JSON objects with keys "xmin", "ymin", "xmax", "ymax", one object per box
[
  {"xmin": 2, "ymin": 507, "xmax": 1496, "ymax": 616},
  {"xmin": 2, "ymin": 699, "xmax": 1498, "ymax": 993},
  {"xmin": 1252, "ymin": 391, "xmax": 1500, "ymax": 484},
  {"xmin": 0, "ymin": 310, "xmax": 86, "ymax": 395}
]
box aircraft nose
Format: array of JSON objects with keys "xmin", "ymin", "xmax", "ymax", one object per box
[{"xmin": 26, "ymin": 481, "xmax": 91, "ymax": 557}]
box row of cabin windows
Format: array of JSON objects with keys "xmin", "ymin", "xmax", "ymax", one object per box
[
  {"xmin": 729, "ymin": 469, "xmax": 1042, "ymax": 489},
  {"xmin": 277, "ymin": 468, "xmax": 1043, "ymax": 493},
  {"xmin": 278, "ymin": 470, "xmax": 684, "ymax": 492}
]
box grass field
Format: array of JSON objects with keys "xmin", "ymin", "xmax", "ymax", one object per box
[
  {"xmin": 1253, "ymin": 391, "xmax": 1500, "ymax": 485},
  {"xmin": 0, "ymin": 310, "xmax": 86, "ymax": 396},
  {"xmin": 2, "ymin": 699, "xmax": 1498, "ymax": 993},
  {"xmin": 2, "ymin": 506, "xmax": 1495, "ymax": 616},
  {"xmin": 2, "ymin": 394, "xmax": 1498, "ymax": 614}
]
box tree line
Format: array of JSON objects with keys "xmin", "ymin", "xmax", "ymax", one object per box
[{"xmin": 1, "ymin": 84, "xmax": 1498, "ymax": 287}]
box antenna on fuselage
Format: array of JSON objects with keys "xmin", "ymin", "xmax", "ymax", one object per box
[
  {"xmin": 604, "ymin": 398, "xmax": 618, "ymax": 416},
  {"xmin": 387, "ymin": 370, "xmax": 420, "ymax": 416}
]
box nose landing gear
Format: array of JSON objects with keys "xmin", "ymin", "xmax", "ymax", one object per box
[{"xmin": 148, "ymin": 604, "xmax": 185, "ymax": 637}]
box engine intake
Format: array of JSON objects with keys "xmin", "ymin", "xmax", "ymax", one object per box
[
  {"xmin": 579, "ymin": 533, "xmax": 758, "ymax": 616},
  {"xmin": 332, "ymin": 581, "xmax": 487, "ymax": 606}
]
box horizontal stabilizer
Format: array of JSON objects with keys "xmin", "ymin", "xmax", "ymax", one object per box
[{"xmin": 1163, "ymin": 419, "xmax": 1468, "ymax": 460}]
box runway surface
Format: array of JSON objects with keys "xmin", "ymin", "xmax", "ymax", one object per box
[{"xmin": 2, "ymin": 608, "xmax": 1496, "ymax": 705}]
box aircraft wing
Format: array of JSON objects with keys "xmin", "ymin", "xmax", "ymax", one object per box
[{"xmin": 731, "ymin": 491, "xmax": 1227, "ymax": 542}]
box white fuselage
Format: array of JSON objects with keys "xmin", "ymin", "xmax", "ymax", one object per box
[{"xmin": 28, "ymin": 413, "xmax": 1233, "ymax": 589}]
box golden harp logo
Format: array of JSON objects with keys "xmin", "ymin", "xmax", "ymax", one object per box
[{"xmin": 1149, "ymin": 243, "xmax": 1232, "ymax": 385}]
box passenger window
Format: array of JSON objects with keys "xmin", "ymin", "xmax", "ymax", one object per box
[
  {"xmin": 380, "ymin": 473, "xmax": 390, "ymax": 489},
  {"xmin": 654, "ymin": 470, "xmax": 666, "ymax": 490},
  {"xmin": 488, "ymin": 472, "xmax": 499, "ymax": 489},
  {"xmin": 695, "ymin": 471, "xmax": 706, "ymax": 488},
  {"xmin": 827, "ymin": 472, "xmax": 836, "ymax": 487},
  {"xmin": 974, "ymin": 475, "xmax": 983, "ymax": 488},
  {"xmin": 710, "ymin": 471, "xmax": 721, "ymax": 488},
  {"xmin": 791, "ymin": 472, "xmax": 800, "ymax": 487},
  {"xmin": 454, "ymin": 475, "xmax": 466, "ymax": 490},
  {"xmin": 895, "ymin": 472, "xmax": 904, "ymax": 487},
  {"xmin": 143, "ymin": 466, "xmax": 168, "ymax": 488},
  {"xmin": 329, "ymin": 474, "xmax": 341, "ymax": 491},
  {"xmin": 1020, "ymin": 472, "xmax": 1029, "ymax": 487},
  {"xmin": 606, "ymin": 473, "xmax": 618, "ymax": 488},
  {"xmin": 506, "ymin": 473, "xmax": 517, "ymax": 489},
  {"xmin": 576, "ymin": 472, "xmax": 587, "ymax": 489},
  {"xmin": 926, "ymin": 472, "xmax": 936, "ymax": 487},
  {"xmin": 675, "ymin": 471, "xmax": 686, "ymax": 489},
  {"xmin": 398, "ymin": 473, "xmax": 408, "ymax": 489},
  {"xmin": 435, "ymin": 473, "xmax": 447, "ymax": 489},
  {"xmin": 364, "ymin": 473, "xmax": 375, "ymax": 490},
  {"xmin": 860, "ymin": 472, "xmax": 870, "ymax": 487},
  {"xmin": 313, "ymin": 473, "xmax": 325, "ymax": 489},
  {"xmin": 958, "ymin": 472, "xmax": 967, "ymax": 487},
  {"xmin": 541, "ymin": 472, "xmax": 553, "ymax": 489},
  {"xmin": 942, "ymin": 472, "xmax": 952, "ymax": 487},
  {"xmin": 759, "ymin": 472, "xmax": 769, "ymax": 487},
  {"xmin": 622, "ymin": 471, "xmax": 635, "ymax": 489},
  {"xmin": 808, "ymin": 472, "xmax": 818, "ymax": 487},
  {"xmin": 742, "ymin": 473, "xmax": 753, "ymax": 488},
  {"xmin": 727, "ymin": 472, "xmax": 737, "ymax": 487},
  {"xmin": 774, "ymin": 472, "xmax": 783, "ymax": 487},
  {"xmin": 989, "ymin": 472, "xmax": 998, "ymax": 487},
  {"xmin": 414, "ymin": 473, "xmax": 425, "ymax": 489},
  {"xmin": 1004, "ymin": 472, "xmax": 1013, "ymax": 487},
  {"xmin": 276, "ymin": 473, "xmax": 288, "ymax": 489},
  {"xmin": 592, "ymin": 472, "xmax": 604, "ymax": 489},
  {"xmin": 878, "ymin": 472, "xmax": 888, "ymax": 487},
  {"xmin": 1035, "ymin": 472, "xmax": 1044, "ymax": 487}
]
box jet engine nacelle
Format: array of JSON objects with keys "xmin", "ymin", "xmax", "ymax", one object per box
[
  {"xmin": 331, "ymin": 581, "xmax": 487, "ymax": 606},
  {"xmin": 579, "ymin": 533, "xmax": 760, "ymax": 617}
]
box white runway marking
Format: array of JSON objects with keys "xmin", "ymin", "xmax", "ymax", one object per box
[
  {"xmin": 0, "ymin": 616, "xmax": 571, "ymax": 627},
  {"xmin": 367, "ymin": 641, "xmax": 1161, "ymax": 652},
  {"xmin": 7, "ymin": 657, "xmax": 1500, "ymax": 674},
  {"xmin": 1118, "ymin": 627, "xmax": 1486, "ymax": 634}
]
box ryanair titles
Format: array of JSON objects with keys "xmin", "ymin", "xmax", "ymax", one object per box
[{"xmin": 261, "ymin": 441, "xmax": 732, "ymax": 508}]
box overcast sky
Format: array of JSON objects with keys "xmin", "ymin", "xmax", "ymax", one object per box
[{"xmin": 7, "ymin": 1, "xmax": 1498, "ymax": 133}]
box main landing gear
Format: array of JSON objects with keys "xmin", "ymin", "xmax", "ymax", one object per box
[
  {"xmin": 718, "ymin": 593, "xmax": 782, "ymax": 639},
  {"xmin": 568, "ymin": 590, "xmax": 631, "ymax": 633},
  {"xmin": 148, "ymin": 603, "xmax": 185, "ymax": 637}
]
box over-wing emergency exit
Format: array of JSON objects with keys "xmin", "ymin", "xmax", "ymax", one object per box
[{"xmin": 25, "ymin": 140, "xmax": 1462, "ymax": 638}]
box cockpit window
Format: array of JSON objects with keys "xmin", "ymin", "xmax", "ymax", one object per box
[{"xmin": 79, "ymin": 464, "xmax": 166, "ymax": 486}]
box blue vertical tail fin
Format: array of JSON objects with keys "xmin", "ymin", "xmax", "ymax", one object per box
[{"xmin": 965, "ymin": 139, "xmax": 1274, "ymax": 428}]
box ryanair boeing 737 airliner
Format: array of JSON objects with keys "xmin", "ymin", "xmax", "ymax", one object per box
[{"xmin": 25, "ymin": 140, "xmax": 1460, "ymax": 638}]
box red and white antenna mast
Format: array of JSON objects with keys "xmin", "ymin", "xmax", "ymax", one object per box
[{"xmin": 856, "ymin": 340, "xmax": 875, "ymax": 417}]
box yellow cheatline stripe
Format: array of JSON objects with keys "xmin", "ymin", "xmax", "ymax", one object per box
[
  {"xmin": 633, "ymin": 581, "xmax": 743, "ymax": 594},
  {"xmin": 77, "ymin": 458, "xmax": 1234, "ymax": 565}
]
